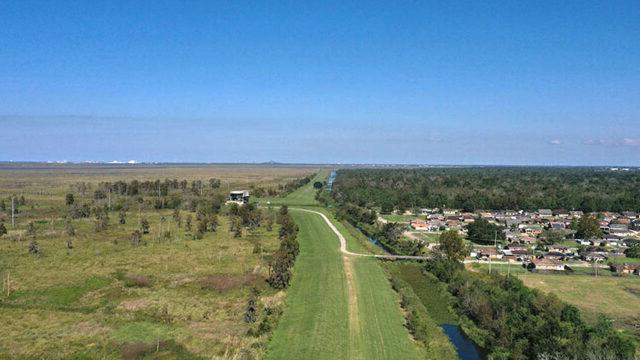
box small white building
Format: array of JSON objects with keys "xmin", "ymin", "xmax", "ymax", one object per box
[{"xmin": 227, "ymin": 190, "xmax": 250, "ymax": 205}]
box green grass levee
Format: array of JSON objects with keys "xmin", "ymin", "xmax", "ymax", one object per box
[{"xmin": 266, "ymin": 209, "xmax": 350, "ymax": 359}]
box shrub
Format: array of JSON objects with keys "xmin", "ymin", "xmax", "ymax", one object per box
[
  {"xmin": 28, "ymin": 239, "xmax": 42, "ymax": 256},
  {"xmin": 121, "ymin": 273, "xmax": 153, "ymax": 288}
]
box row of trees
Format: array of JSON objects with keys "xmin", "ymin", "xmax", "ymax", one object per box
[
  {"xmin": 266, "ymin": 206, "xmax": 300, "ymax": 289},
  {"xmin": 333, "ymin": 168, "xmax": 640, "ymax": 212},
  {"xmin": 94, "ymin": 178, "xmax": 221, "ymax": 197},
  {"xmin": 250, "ymin": 174, "xmax": 314, "ymax": 198},
  {"xmin": 425, "ymin": 230, "xmax": 636, "ymax": 359}
]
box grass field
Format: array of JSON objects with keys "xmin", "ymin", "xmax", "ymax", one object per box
[
  {"xmin": 468, "ymin": 262, "xmax": 640, "ymax": 336},
  {"xmin": 0, "ymin": 164, "xmax": 322, "ymax": 359},
  {"xmin": 519, "ymin": 274, "xmax": 640, "ymax": 334},
  {"xmin": 380, "ymin": 214, "xmax": 418, "ymax": 223}
]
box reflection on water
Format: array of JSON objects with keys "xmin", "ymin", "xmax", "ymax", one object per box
[
  {"xmin": 326, "ymin": 170, "xmax": 337, "ymax": 191},
  {"xmin": 440, "ymin": 324, "xmax": 483, "ymax": 360}
]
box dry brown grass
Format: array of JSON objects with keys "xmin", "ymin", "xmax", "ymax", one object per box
[{"xmin": 198, "ymin": 274, "xmax": 264, "ymax": 292}]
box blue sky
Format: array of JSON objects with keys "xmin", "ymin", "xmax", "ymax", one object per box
[{"xmin": 1, "ymin": 1, "xmax": 639, "ymax": 165}]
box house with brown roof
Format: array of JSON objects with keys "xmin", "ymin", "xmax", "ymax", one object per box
[
  {"xmin": 410, "ymin": 219, "xmax": 429, "ymax": 231},
  {"xmin": 611, "ymin": 263, "xmax": 640, "ymax": 275}
]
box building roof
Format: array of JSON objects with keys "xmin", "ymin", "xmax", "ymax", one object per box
[{"xmin": 532, "ymin": 258, "xmax": 564, "ymax": 267}]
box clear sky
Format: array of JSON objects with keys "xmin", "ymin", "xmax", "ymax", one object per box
[{"xmin": 1, "ymin": 1, "xmax": 639, "ymax": 165}]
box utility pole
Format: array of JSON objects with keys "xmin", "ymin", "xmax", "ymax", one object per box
[{"xmin": 107, "ymin": 188, "xmax": 112, "ymax": 210}]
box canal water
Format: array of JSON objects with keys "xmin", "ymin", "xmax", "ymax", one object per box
[
  {"xmin": 440, "ymin": 324, "xmax": 484, "ymax": 360},
  {"xmin": 326, "ymin": 170, "xmax": 337, "ymax": 191}
]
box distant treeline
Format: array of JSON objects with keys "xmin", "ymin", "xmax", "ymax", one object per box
[
  {"xmin": 251, "ymin": 174, "xmax": 314, "ymax": 198},
  {"xmin": 333, "ymin": 168, "xmax": 640, "ymax": 212},
  {"xmin": 93, "ymin": 178, "xmax": 221, "ymax": 197}
]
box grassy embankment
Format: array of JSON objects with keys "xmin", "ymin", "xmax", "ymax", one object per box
[
  {"xmin": 383, "ymin": 262, "xmax": 459, "ymax": 358},
  {"xmin": 267, "ymin": 175, "xmax": 426, "ymax": 360}
]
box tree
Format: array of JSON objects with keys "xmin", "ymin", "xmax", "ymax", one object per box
[
  {"xmin": 196, "ymin": 219, "xmax": 207, "ymax": 238},
  {"xmin": 244, "ymin": 288, "xmax": 258, "ymax": 323},
  {"xmin": 26, "ymin": 221, "xmax": 36, "ymax": 238},
  {"xmin": 64, "ymin": 218, "xmax": 75, "ymax": 236},
  {"xmin": 540, "ymin": 229, "xmax": 564, "ymax": 245},
  {"xmin": 94, "ymin": 209, "xmax": 109, "ymax": 232},
  {"xmin": 438, "ymin": 230, "xmax": 468, "ymax": 262},
  {"xmin": 172, "ymin": 208, "xmax": 181, "ymax": 228},
  {"xmin": 93, "ymin": 190, "xmax": 106, "ymax": 200},
  {"xmin": 230, "ymin": 216, "xmax": 242, "ymax": 238},
  {"xmin": 466, "ymin": 218, "xmax": 505, "ymax": 244},
  {"xmin": 0, "ymin": 222, "xmax": 7, "ymax": 237},
  {"xmin": 313, "ymin": 181, "xmax": 323, "ymax": 189},
  {"xmin": 279, "ymin": 205, "xmax": 288, "ymax": 217},
  {"xmin": 28, "ymin": 239, "xmax": 42, "ymax": 256},
  {"xmin": 209, "ymin": 178, "xmax": 221, "ymax": 189},
  {"xmin": 131, "ymin": 230, "xmax": 142, "ymax": 246},
  {"xmin": 140, "ymin": 217, "xmax": 150, "ymax": 234},
  {"xmin": 624, "ymin": 243, "xmax": 640, "ymax": 258},
  {"xmin": 576, "ymin": 215, "xmax": 602, "ymax": 239},
  {"xmin": 65, "ymin": 193, "xmax": 75, "ymax": 205},
  {"xmin": 185, "ymin": 214, "xmax": 192, "ymax": 232},
  {"xmin": 118, "ymin": 209, "xmax": 126, "ymax": 224},
  {"xmin": 208, "ymin": 214, "xmax": 218, "ymax": 232},
  {"xmin": 380, "ymin": 199, "xmax": 394, "ymax": 214},
  {"xmin": 265, "ymin": 211, "xmax": 274, "ymax": 231}
]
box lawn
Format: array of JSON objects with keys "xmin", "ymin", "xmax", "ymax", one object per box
[
  {"xmin": 380, "ymin": 214, "xmax": 419, "ymax": 223},
  {"xmin": 519, "ymin": 274, "xmax": 640, "ymax": 334}
]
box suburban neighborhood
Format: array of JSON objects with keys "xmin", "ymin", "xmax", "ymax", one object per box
[{"xmin": 400, "ymin": 208, "xmax": 640, "ymax": 275}]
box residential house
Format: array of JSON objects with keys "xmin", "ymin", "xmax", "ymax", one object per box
[
  {"xmin": 583, "ymin": 252, "xmax": 607, "ymax": 262},
  {"xmin": 609, "ymin": 224, "xmax": 630, "ymax": 235},
  {"xmin": 410, "ymin": 219, "xmax": 429, "ymax": 231},
  {"xmin": 462, "ymin": 214, "xmax": 476, "ymax": 223},
  {"xmin": 538, "ymin": 209, "xmax": 553, "ymax": 218},
  {"xmin": 531, "ymin": 258, "xmax": 565, "ymax": 272},
  {"xmin": 569, "ymin": 211, "xmax": 584, "ymax": 218},
  {"xmin": 517, "ymin": 234, "xmax": 537, "ymax": 245},
  {"xmin": 477, "ymin": 247, "xmax": 503, "ymax": 260},
  {"xmin": 443, "ymin": 209, "xmax": 458, "ymax": 216},
  {"xmin": 611, "ymin": 263, "xmax": 640, "ymax": 275}
]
